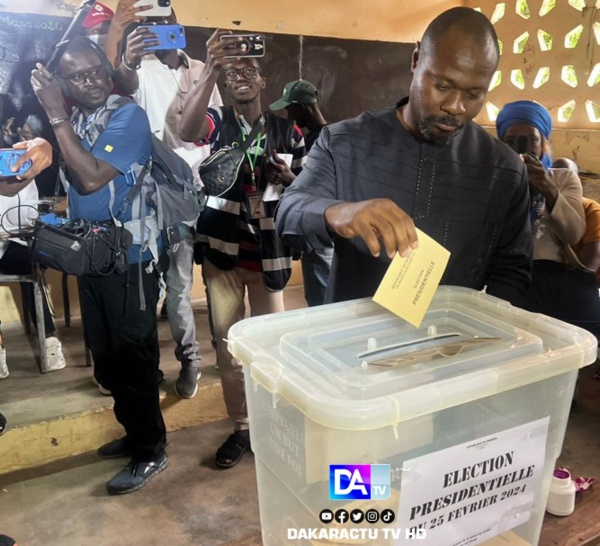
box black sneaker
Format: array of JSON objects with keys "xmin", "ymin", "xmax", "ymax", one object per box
[
  {"xmin": 0, "ymin": 412, "xmax": 7, "ymax": 436},
  {"xmin": 174, "ymin": 366, "xmax": 201, "ymax": 399},
  {"xmin": 98, "ymin": 437, "xmax": 131, "ymax": 459},
  {"xmin": 106, "ymin": 453, "xmax": 168, "ymax": 495}
]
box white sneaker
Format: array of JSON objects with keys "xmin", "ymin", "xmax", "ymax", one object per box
[
  {"xmin": 45, "ymin": 336, "xmax": 67, "ymax": 371},
  {"xmin": 0, "ymin": 347, "xmax": 8, "ymax": 379}
]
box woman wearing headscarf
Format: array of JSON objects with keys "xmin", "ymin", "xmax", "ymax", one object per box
[{"xmin": 497, "ymin": 100, "xmax": 600, "ymax": 337}]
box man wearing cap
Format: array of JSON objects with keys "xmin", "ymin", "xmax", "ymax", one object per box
[
  {"xmin": 82, "ymin": 2, "xmax": 114, "ymax": 50},
  {"xmin": 112, "ymin": 3, "xmax": 222, "ymax": 399},
  {"xmin": 270, "ymin": 80, "xmax": 328, "ymax": 152},
  {"xmin": 271, "ymin": 79, "xmax": 332, "ymax": 306}
]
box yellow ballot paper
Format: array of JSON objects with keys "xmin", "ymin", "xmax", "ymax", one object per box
[{"xmin": 373, "ymin": 228, "xmax": 450, "ymax": 327}]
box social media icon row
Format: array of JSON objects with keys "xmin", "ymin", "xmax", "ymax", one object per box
[{"xmin": 319, "ymin": 508, "xmax": 395, "ymax": 525}]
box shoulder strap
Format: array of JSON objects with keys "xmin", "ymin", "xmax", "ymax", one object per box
[
  {"xmin": 116, "ymin": 162, "xmax": 150, "ymax": 221},
  {"xmin": 239, "ymin": 117, "xmax": 265, "ymax": 153}
]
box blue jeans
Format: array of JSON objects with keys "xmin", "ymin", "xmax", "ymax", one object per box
[{"xmin": 301, "ymin": 247, "xmax": 334, "ymax": 307}]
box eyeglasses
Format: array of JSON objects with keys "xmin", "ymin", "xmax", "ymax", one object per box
[
  {"xmin": 59, "ymin": 65, "xmax": 107, "ymax": 85},
  {"xmin": 223, "ymin": 67, "xmax": 261, "ymax": 81}
]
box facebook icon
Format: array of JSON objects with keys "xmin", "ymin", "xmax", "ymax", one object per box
[{"xmin": 329, "ymin": 464, "xmax": 391, "ymax": 500}]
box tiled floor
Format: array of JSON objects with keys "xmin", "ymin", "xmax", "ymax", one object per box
[{"xmin": 0, "ymin": 285, "xmax": 599, "ymax": 545}]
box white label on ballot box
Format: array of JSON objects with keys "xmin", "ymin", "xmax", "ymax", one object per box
[{"xmin": 396, "ymin": 417, "xmax": 550, "ymax": 546}]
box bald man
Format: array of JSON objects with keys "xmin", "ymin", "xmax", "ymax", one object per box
[{"xmin": 276, "ymin": 7, "xmax": 532, "ymax": 306}]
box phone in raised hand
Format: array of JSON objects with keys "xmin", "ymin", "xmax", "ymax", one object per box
[{"xmin": 0, "ymin": 149, "xmax": 33, "ymax": 178}]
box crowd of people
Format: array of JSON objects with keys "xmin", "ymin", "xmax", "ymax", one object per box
[{"xmin": 1, "ymin": 2, "xmax": 600, "ymax": 500}]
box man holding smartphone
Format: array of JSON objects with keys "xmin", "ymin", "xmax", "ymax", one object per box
[
  {"xmin": 179, "ymin": 30, "xmax": 306, "ymax": 469},
  {"xmin": 112, "ymin": 4, "xmax": 222, "ymax": 399}
]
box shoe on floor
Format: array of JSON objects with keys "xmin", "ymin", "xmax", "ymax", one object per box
[
  {"xmin": 106, "ymin": 453, "xmax": 168, "ymax": 495},
  {"xmin": 0, "ymin": 412, "xmax": 7, "ymax": 435},
  {"xmin": 91, "ymin": 375, "xmax": 111, "ymax": 396},
  {"xmin": 0, "ymin": 347, "xmax": 7, "ymax": 379},
  {"xmin": 215, "ymin": 430, "xmax": 251, "ymax": 469},
  {"xmin": 45, "ymin": 336, "xmax": 66, "ymax": 371},
  {"xmin": 174, "ymin": 365, "xmax": 201, "ymax": 399},
  {"xmin": 98, "ymin": 437, "xmax": 131, "ymax": 459}
]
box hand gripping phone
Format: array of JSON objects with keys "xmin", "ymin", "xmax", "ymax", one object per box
[
  {"xmin": 139, "ymin": 24, "xmax": 186, "ymax": 51},
  {"xmin": 134, "ymin": 0, "xmax": 171, "ymax": 18},
  {"xmin": 0, "ymin": 149, "xmax": 33, "ymax": 178},
  {"xmin": 220, "ymin": 34, "xmax": 265, "ymax": 58}
]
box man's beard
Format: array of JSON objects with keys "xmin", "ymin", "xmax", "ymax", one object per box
[{"xmin": 418, "ymin": 115, "xmax": 463, "ymax": 145}]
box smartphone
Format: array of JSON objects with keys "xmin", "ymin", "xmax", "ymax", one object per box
[
  {"xmin": 0, "ymin": 149, "xmax": 33, "ymax": 178},
  {"xmin": 220, "ymin": 34, "xmax": 265, "ymax": 58},
  {"xmin": 134, "ymin": 0, "xmax": 171, "ymax": 18},
  {"xmin": 139, "ymin": 24, "xmax": 186, "ymax": 50}
]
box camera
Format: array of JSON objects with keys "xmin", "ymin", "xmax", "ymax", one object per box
[
  {"xmin": 0, "ymin": 149, "xmax": 33, "ymax": 178},
  {"xmin": 139, "ymin": 24, "xmax": 186, "ymax": 51},
  {"xmin": 220, "ymin": 34, "xmax": 265, "ymax": 58}
]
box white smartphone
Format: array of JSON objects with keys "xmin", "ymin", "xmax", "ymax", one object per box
[{"xmin": 134, "ymin": 0, "xmax": 172, "ymax": 18}]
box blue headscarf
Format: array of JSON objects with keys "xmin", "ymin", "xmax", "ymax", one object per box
[{"xmin": 496, "ymin": 100, "xmax": 553, "ymax": 168}]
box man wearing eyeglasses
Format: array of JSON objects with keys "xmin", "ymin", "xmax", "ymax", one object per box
[
  {"xmin": 111, "ymin": 3, "xmax": 223, "ymax": 400},
  {"xmin": 31, "ymin": 36, "xmax": 168, "ymax": 495},
  {"xmin": 179, "ymin": 29, "xmax": 307, "ymax": 470}
]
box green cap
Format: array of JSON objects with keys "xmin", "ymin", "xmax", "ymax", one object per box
[{"xmin": 269, "ymin": 80, "xmax": 318, "ymax": 110}]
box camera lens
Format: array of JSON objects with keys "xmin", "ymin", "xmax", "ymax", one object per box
[
  {"xmin": 168, "ymin": 32, "xmax": 177, "ymax": 41},
  {"xmin": 158, "ymin": 0, "xmax": 170, "ymax": 6}
]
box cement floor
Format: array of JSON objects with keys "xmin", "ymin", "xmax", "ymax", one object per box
[{"xmin": 0, "ymin": 286, "xmax": 599, "ymax": 545}]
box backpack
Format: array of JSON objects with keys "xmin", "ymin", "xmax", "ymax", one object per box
[
  {"xmin": 119, "ymin": 134, "xmax": 206, "ymax": 248},
  {"xmin": 76, "ymin": 95, "xmax": 206, "ymax": 250}
]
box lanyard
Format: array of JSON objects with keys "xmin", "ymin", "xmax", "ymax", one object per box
[{"xmin": 236, "ymin": 114, "xmax": 264, "ymax": 186}]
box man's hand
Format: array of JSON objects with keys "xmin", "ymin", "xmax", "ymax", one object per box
[
  {"xmin": 264, "ymin": 149, "xmax": 295, "ymax": 187},
  {"xmin": 10, "ymin": 138, "xmax": 52, "ymax": 180},
  {"xmin": 30, "ymin": 63, "xmax": 68, "ymax": 120},
  {"xmin": 124, "ymin": 26, "xmax": 160, "ymax": 68},
  {"xmin": 324, "ymin": 198, "xmax": 419, "ymax": 258},
  {"xmin": 114, "ymin": 0, "xmax": 153, "ymax": 30},
  {"xmin": 204, "ymin": 29, "xmax": 238, "ymax": 74}
]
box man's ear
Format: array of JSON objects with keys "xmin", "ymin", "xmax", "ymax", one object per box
[
  {"xmin": 261, "ymin": 77, "xmax": 267, "ymax": 90},
  {"xmin": 411, "ymin": 41, "xmax": 421, "ymax": 73}
]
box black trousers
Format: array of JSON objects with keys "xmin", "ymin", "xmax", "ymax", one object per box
[
  {"xmin": 525, "ymin": 260, "xmax": 600, "ymax": 339},
  {"xmin": 0, "ymin": 241, "xmax": 55, "ymax": 335},
  {"xmin": 79, "ymin": 262, "xmax": 166, "ymax": 461}
]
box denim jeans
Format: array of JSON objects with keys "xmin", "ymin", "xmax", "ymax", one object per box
[
  {"xmin": 165, "ymin": 233, "xmax": 201, "ymax": 366},
  {"xmin": 301, "ymin": 247, "xmax": 334, "ymax": 307}
]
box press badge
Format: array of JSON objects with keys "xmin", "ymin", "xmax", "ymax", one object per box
[{"xmin": 246, "ymin": 192, "xmax": 266, "ymax": 219}]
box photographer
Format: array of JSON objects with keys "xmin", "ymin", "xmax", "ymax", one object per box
[
  {"xmin": 31, "ymin": 36, "xmax": 167, "ymax": 495},
  {"xmin": 112, "ymin": 3, "xmax": 222, "ymax": 399},
  {"xmin": 179, "ymin": 29, "xmax": 306, "ymax": 469}
]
